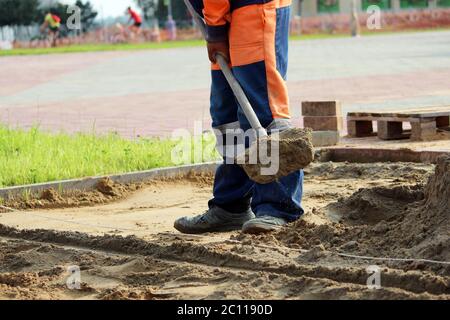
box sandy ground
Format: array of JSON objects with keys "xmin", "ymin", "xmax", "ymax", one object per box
[{"xmin": 0, "ymin": 160, "xmax": 448, "ymax": 300}]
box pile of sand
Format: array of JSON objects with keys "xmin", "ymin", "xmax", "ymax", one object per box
[
  {"xmin": 328, "ymin": 184, "xmax": 425, "ymax": 225},
  {"xmin": 259, "ymin": 156, "xmax": 450, "ymax": 275},
  {"xmin": 401, "ymin": 155, "xmax": 449, "ymax": 263},
  {"xmin": 304, "ymin": 161, "xmax": 433, "ymax": 181},
  {"xmin": 1, "ymin": 172, "xmax": 215, "ymax": 213},
  {"xmin": 1, "ymin": 178, "xmax": 135, "ymax": 212}
]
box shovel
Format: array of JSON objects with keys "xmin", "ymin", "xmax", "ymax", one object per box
[{"xmin": 184, "ymin": 0, "xmax": 314, "ymax": 184}]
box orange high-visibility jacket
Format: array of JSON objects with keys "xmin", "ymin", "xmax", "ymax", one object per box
[
  {"xmin": 203, "ymin": 0, "xmax": 292, "ymax": 120},
  {"xmin": 202, "ymin": 1, "xmax": 290, "ymax": 42}
]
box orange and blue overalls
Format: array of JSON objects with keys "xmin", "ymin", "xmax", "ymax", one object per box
[{"xmin": 192, "ymin": 0, "xmax": 304, "ymax": 221}]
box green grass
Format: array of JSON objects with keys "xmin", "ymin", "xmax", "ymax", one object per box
[
  {"xmin": 0, "ymin": 39, "xmax": 205, "ymax": 57},
  {"xmin": 1, "ymin": 27, "xmax": 449, "ymax": 57},
  {"xmin": 0, "ymin": 126, "xmax": 220, "ymax": 188}
]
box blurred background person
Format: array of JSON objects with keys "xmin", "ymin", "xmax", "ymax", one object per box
[
  {"xmin": 126, "ymin": 6, "xmax": 143, "ymax": 38},
  {"xmin": 40, "ymin": 8, "xmax": 61, "ymax": 47}
]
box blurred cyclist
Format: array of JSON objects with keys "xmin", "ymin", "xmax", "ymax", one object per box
[
  {"xmin": 126, "ymin": 7, "xmax": 142, "ymax": 36},
  {"xmin": 40, "ymin": 9, "xmax": 61, "ymax": 47}
]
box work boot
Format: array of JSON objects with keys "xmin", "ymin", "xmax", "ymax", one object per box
[
  {"xmin": 174, "ymin": 206, "xmax": 255, "ymax": 234},
  {"xmin": 242, "ymin": 216, "xmax": 287, "ymax": 234}
]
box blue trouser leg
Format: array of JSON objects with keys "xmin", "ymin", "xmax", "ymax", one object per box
[
  {"xmin": 210, "ymin": 163, "xmax": 254, "ymax": 213},
  {"xmin": 232, "ymin": 62, "xmax": 304, "ymax": 222},
  {"xmin": 209, "ymin": 67, "xmax": 304, "ymax": 221},
  {"xmin": 209, "ymin": 69, "xmax": 254, "ymax": 213},
  {"xmin": 251, "ymin": 171, "xmax": 304, "ymax": 222}
]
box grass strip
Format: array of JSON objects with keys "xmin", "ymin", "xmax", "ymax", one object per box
[{"xmin": 0, "ymin": 125, "xmax": 220, "ymax": 188}]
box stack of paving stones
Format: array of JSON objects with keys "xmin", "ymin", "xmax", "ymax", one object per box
[{"xmin": 302, "ymin": 101, "xmax": 342, "ymax": 147}]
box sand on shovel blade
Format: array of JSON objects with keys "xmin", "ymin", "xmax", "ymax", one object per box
[{"xmin": 241, "ymin": 128, "xmax": 314, "ymax": 184}]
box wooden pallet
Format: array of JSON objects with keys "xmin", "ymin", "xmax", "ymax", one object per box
[{"xmin": 347, "ymin": 107, "xmax": 450, "ymax": 141}]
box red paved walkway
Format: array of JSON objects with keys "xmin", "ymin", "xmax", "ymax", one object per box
[{"xmin": 1, "ymin": 31, "xmax": 449, "ymax": 137}]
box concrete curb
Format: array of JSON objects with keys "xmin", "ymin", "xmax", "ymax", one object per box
[
  {"xmin": 319, "ymin": 148, "xmax": 450, "ymax": 164},
  {"xmin": 312, "ymin": 131, "xmax": 340, "ymax": 147},
  {"xmin": 2, "ymin": 147, "xmax": 449, "ymax": 199},
  {"xmin": 0, "ymin": 162, "xmax": 220, "ymax": 199}
]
